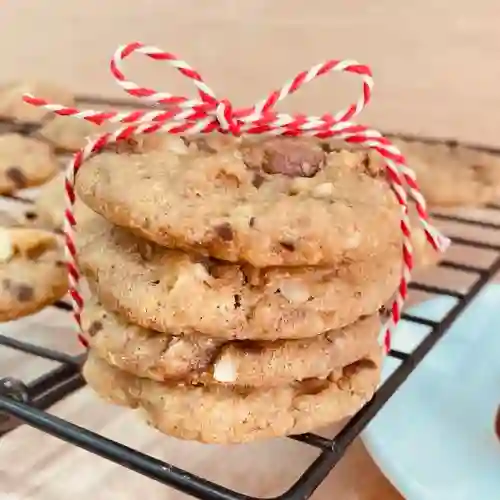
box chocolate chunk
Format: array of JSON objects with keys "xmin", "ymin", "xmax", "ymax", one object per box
[
  {"xmin": 24, "ymin": 210, "xmax": 38, "ymax": 220},
  {"xmin": 55, "ymin": 260, "xmax": 66, "ymax": 268},
  {"xmin": 249, "ymin": 217, "xmax": 256, "ymax": 228},
  {"xmin": 16, "ymin": 122, "xmax": 42, "ymax": 136},
  {"xmin": 88, "ymin": 320, "xmax": 103, "ymax": 337},
  {"xmin": 6, "ymin": 167, "xmax": 27, "ymax": 188},
  {"xmin": 196, "ymin": 256, "xmax": 221, "ymax": 277},
  {"xmin": 234, "ymin": 340, "xmax": 266, "ymax": 353},
  {"xmin": 471, "ymin": 164, "xmax": 485, "ymax": 173},
  {"xmin": 261, "ymin": 139, "xmax": 326, "ymax": 177},
  {"xmin": 233, "ymin": 294, "xmax": 242, "ymax": 309},
  {"xmin": 150, "ymin": 279, "xmax": 160, "ymax": 285},
  {"xmin": 296, "ymin": 378, "xmax": 330, "ymax": 395},
  {"xmin": 194, "ymin": 138, "xmax": 217, "ymax": 154},
  {"xmin": 15, "ymin": 284, "xmax": 34, "ymax": 302},
  {"xmin": 279, "ymin": 241, "xmax": 295, "ymax": 252},
  {"xmin": 138, "ymin": 243, "xmax": 154, "ymax": 261},
  {"xmin": 361, "ymin": 152, "xmax": 384, "ymax": 178},
  {"xmin": 26, "ymin": 242, "xmax": 49, "ymax": 260},
  {"xmin": 214, "ymin": 223, "xmax": 234, "ymax": 241},
  {"xmin": 251, "ymin": 173, "xmax": 265, "ymax": 188}
]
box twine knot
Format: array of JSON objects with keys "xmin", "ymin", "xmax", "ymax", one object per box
[{"xmin": 215, "ymin": 99, "xmax": 242, "ymax": 136}]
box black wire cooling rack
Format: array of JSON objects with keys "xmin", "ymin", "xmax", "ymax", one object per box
[{"xmin": 1, "ymin": 96, "xmax": 500, "ymax": 499}]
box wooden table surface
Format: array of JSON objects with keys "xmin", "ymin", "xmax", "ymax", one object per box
[{"xmin": 1, "ymin": 203, "xmax": 500, "ymax": 499}]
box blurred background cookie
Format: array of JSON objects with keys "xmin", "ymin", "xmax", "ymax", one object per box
[
  {"xmin": 0, "ymin": 228, "xmax": 67, "ymax": 321},
  {"xmin": 0, "ymin": 133, "xmax": 59, "ymax": 194},
  {"xmin": 0, "ymin": 81, "xmax": 74, "ymax": 124},
  {"xmin": 394, "ymin": 138, "xmax": 500, "ymax": 208},
  {"xmin": 36, "ymin": 115, "xmax": 105, "ymax": 152},
  {"xmin": 21, "ymin": 171, "xmax": 96, "ymax": 231}
]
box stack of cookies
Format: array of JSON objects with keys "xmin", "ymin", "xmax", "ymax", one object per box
[{"xmin": 74, "ymin": 134, "xmax": 409, "ymax": 443}]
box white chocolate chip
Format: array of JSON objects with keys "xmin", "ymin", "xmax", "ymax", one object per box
[
  {"xmin": 279, "ymin": 281, "xmax": 310, "ymax": 304},
  {"xmin": 312, "ymin": 182, "xmax": 334, "ymax": 199},
  {"xmin": 288, "ymin": 177, "xmax": 311, "ymax": 195},
  {"xmin": 167, "ymin": 137, "xmax": 189, "ymax": 155},
  {"xmin": 213, "ymin": 356, "xmax": 237, "ymax": 383},
  {"xmin": 192, "ymin": 263, "xmax": 210, "ymax": 281},
  {"xmin": 345, "ymin": 230, "xmax": 361, "ymax": 249},
  {"xmin": 165, "ymin": 338, "xmax": 189, "ymax": 356},
  {"xmin": 0, "ymin": 230, "xmax": 13, "ymax": 263}
]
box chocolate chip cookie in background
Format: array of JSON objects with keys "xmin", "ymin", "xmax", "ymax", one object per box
[
  {"xmin": 83, "ymin": 348, "xmax": 382, "ymax": 444},
  {"xmin": 0, "ymin": 134, "xmax": 59, "ymax": 195},
  {"xmin": 21, "ymin": 171, "xmax": 97, "ymax": 232},
  {"xmin": 82, "ymin": 296, "xmax": 381, "ymax": 387},
  {"xmin": 0, "ymin": 82, "xmax": 74, "ymax": 125},
  {"xmin": 0, "ymin": 228, "xmax": 67, "ymax": 321},
  {"xmin": 392, "ymin": 138, "xmax": 500, "ymax": 208},
  {"xmin": 78, "ymin": 213, "xmax": 400, "ymax": 340},
  {"xmin": 36, "ymin": 115, "xmax": 111, "ymax": 153},
  {"xmin": 75, "ymin": 135, "xmax": 402, "ymax": 267}
]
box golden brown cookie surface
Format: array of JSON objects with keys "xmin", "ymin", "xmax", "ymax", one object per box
[
  {"xmin": 78, "ymin": 214, "xmax": 400, "ymax": 339},
  {"xmin": 83, "ymin": 349, "xmax": 381, "ymax": 443},
  {"xmin": 83, "ymin": 298, "xmax": 381, "ymax": 387},
  {"xmin": 75, "ymin": 135, "xmax": 401, "ymax": 267}
]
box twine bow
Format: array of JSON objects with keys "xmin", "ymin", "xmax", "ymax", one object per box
[{"xmin": 23, "ymin": 41, "xmax": 449, "ymax": 351}]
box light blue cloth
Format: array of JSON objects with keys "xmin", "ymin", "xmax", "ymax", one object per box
[{"xmin": 363, "ymin": 284, "xmax": 500, "ymax": 500}]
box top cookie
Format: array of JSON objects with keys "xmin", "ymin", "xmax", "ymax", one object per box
[
  {"xmin": 0, "ymin": 82, "xmax": 74, "ymax": 124},
  {"xmin": 394, "ymin": 138, "xmax": 500, "ymax": 207},
  {"xmin": 75, "ymin": 136, "xmax": 401, "ymax": 267}
]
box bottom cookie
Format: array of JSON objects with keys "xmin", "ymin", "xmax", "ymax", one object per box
[{"xmin": 83, "ymin": 349, "xmax": 382, "ymax": 444}]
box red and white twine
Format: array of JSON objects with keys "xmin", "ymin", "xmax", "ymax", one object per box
[{"xmin": 24, "ymin": 41, "xmax": 449, "ymax": 352}]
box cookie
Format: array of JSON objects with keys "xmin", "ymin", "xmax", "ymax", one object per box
[
  {"xmin": 394, "ymin": 139, "xmax": 500, "ymax": 207},
  {"xmin": 83, "ymin": 349, "xmax": 381, "ymax": 443},
  {"xmin": 36, "ymin": 116, "xmax": 103, "ymax": 152},
  {"xmin": 0, "ymin": 228, "xmax": 67, "ymax": 321},
  {"xmin": 0, "ymin": 210, "xmax": 23, "ymax": 228},
  {"xmin": 0, "ymin": 81, "xmax": 74, "ymax": 124},
  {"xmin": 83, "ymin": 297, "xmax": 381, "ymax": 387},
  {"xmin": 78, "ymin": 214, "xmax": 400, "ymax": 339},
  {"xmin": 22, "ymin": 172, "xmax": 96, "ymax": 231},
  {"xmin": 75, "ymin": 135, "xmax": 401, "ymax": 267},
  {"xmin": 0, "ymin": 134, "xmax": 59, "ymax": 194}
]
